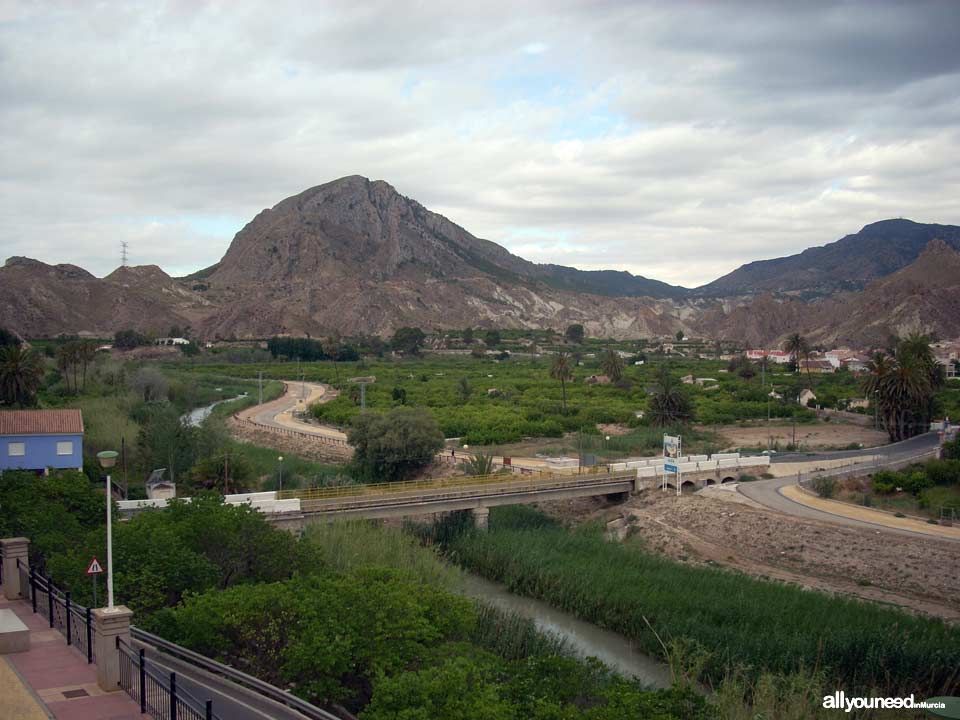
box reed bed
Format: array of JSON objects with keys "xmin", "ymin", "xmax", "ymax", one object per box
[{"xmin": 449, "ymin": 509, "xmax": 960, "ymax": 696}]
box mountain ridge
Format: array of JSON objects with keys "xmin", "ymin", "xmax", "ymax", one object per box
[{"xmin": 2, "ymin": 176, "xmax": 959, "ymax": 345}]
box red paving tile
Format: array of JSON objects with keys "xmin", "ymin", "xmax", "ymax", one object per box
[{"xmin": 1, "ymin": 596, "xmax": 140, "ymax": 720}]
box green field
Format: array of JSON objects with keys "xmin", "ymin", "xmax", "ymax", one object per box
[{"xmin": 162, "ymin": 355, "xmax": 844, "ymax": 447}]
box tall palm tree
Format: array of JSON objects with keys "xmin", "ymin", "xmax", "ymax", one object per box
[
  {"xmin": 879, "ymin": 355, "xmax": 931, "ymax": 442},
  {"xmin": 550, "ymin": 352, "xmax": 574, "ymax": 413},
  {"xmin": 783, "ymin": 333, "xmax": 811, "ymax": 377},
  {"xmin": 0, "ymin": 345, "xmax": 45, "ymax": 407},
  {"xmin": 647, "ymin": 367, "xmax": 694, "ymax": 426},
  {"xmin": 862, "ymin": 351, "xmax": 893, "ymax": 431},
  {"xmin": 599, "ymin": 348, "xmax": 625, "ymax": 383}
]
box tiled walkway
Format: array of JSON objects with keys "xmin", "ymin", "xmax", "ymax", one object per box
[{"xmin": 0, "ymin": 596, "xmax": 140, "ymax": 720}]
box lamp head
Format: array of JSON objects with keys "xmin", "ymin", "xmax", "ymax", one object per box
[{"xmin": 97, "ymin": 450, "xmax": 119, "ymax": 469}]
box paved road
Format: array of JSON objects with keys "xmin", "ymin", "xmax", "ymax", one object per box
[
  {"xmin": 136, "ymin": 641, "xmax": 320, "ymax": 720},
  {"xmin": 738, "ymin": 433, "xmax": 956, "ymax": 541},
  {"xmin": 768, "ymin": 431, "xmax": 940, "ymax": 462}
]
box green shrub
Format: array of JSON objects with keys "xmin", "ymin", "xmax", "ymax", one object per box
[{"xmin": 811, "ymin": 476, "xmax": 837, "ymax": 498}]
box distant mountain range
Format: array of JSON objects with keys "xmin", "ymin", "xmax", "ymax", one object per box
[{"xmin": 1, "ymin": 176, "xmax": 958, "ymax": 347}]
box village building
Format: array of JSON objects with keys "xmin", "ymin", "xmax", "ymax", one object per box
[{"xmin": 0, "ymin": 409, "xmax": 84, "ymax": 474}]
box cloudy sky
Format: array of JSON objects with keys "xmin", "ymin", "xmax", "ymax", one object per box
[{"xmin": 2, "ymin": 1, "xmax": 959, "ymax": 287}]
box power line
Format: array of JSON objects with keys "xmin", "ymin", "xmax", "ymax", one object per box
[{"xmin": 120, "ymin": 241, "xmax": 129, "ymax": 267}]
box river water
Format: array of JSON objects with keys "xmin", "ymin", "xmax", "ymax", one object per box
[
  {"xmin": 459, "ymin": 573, "xmax": 672, "ymax": 688},
  {"xmin": 182, "ymin": 393, "xmax": 248, "ymax": 427}
]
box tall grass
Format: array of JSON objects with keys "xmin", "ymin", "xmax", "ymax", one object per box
[
  {"xmin": 71, "ymin": 394, "xmax": 141, "ymax": 458},
  {"xmin": 448, "ymin": 508, "xmax": 960, "ymax": 696},
  {"xmin": 301, "ymin": 521, "xmax": 462, "ymax": 590}
]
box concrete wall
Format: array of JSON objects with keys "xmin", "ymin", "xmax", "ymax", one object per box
[{"xmin": 0, "ymin": 433, "xmax": 83, "ymax": 472}]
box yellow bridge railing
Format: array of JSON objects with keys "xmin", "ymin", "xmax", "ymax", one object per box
[{"xmin": 278, "ymin": 464, "xmax": 618, "ymax": 502}]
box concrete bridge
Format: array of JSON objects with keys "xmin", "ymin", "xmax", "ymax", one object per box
[{"xmin": 117, "ymin": 453, "xmax": 771, "ymax": 530}]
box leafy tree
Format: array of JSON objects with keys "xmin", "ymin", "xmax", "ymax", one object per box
[
  {"xmin": 47, "ymin": 496, "xmax": 298, "ymax": 615},
  {"xmin": 187, "ymin": 452, "xmax": 254, "ymax": 494},
  {"xmin": 0, "ymin": 345, "xmax": 45, "ymax": 407},
  {"xmin": 129, "ymin": 366, "xmax": 169, "ymax": 402},
  {"xmin": 391, "ymin": 386, "xmax": 407, "ymax": 405},
  {"xmin": 266, "ymin": 336, "xmax": 326, "ymax": 360},
  {"xmin": 0, "ymin": 327, "xmax": 21, "ymax": 348},
  {"xmin": 150, "ymin": 568, "xmax": 474, "ymax": 709},
  {"xmin": 599, "ymin": 348, "xmax": 625, "ymax": 383},
  {"xmin": 647, "ymin": 367, "xmax": 695, "ymax": 426},
  {"xmin": 391, "ymin": 327, "xmax": 426, "ymax": 356},
  {"xmin": 728, "ymin": 354, "xmax": 756, "ymax": 380},
  {"xmin": 348, "ymin": 407, "xmax": 445, "ymax": 482},
  {"xmin": 458, "ymin": 376, "xmax": 472, "ymax": 402},
  {"xmin": 135, "ymin": 404, "xmax": 205, "ymax": 482},
  {"xmin": 550, "ymin": 352, "xmax": 574, "ymax": 413},
  {"xmin": 0, "ymin": 470, "xmax": 103, "ymax": 566},
  {"xmin": 675, "ymin": 330, "xmax": 685, "ymax": 342},
  {"xmin": 462, "ymin": 327, "xmax": 474, "ymax": 345},
  {"xmin": 364, "ymin": 655, "xmax": 515, "ymax": 720},
  {"xmin": 114, "ymin": 328, "xmax": 149, "ymax": 349},
  {"xmin": 484, "ymin": 329, "xmax": 502, "ymax": 348},
  {"xmin": 564, "ymin": 324, "xmax": 585, "ymax": 344}
]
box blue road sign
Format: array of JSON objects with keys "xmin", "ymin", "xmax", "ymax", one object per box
[{"xmin": 664, "ymin": 463, "xmax": 678, "ymax": 473}]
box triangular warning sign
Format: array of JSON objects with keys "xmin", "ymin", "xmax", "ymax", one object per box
[{"xmin": 86, "ymin": 557, "xmax": 104, "ymax": 575}]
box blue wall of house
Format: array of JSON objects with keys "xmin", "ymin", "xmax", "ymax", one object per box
[{"xmin": 1, "ymin": 433, "xmax": 84, "ymax": 472}]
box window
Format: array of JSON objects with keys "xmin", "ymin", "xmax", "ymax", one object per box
[
  {"xmin": 8, "ymin": 442, "xmax": 25, "ymax": 457},
  {"xmin": 56, "ymin": 441, "xmax": 73, "ymax": 456}
]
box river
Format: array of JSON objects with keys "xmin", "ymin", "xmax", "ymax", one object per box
[
  {"xmin": 459, "ymin": 573, "xmax": 672, "ymax": 688},
  {"xmin": 182, "ymin": 393, "xmax": 248, "ymax": 427}
]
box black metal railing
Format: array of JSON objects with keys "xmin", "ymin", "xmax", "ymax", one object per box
[
  {"xmin": 18, "ymin": 560, "xmax": 94, "ymax": 663},
  {"xmin": 130, "ymin": 628, "xmax": 339, "ymax": 720},
  {"xmin": 118, "ymin": 638, "xmax": 216, "ymax": 720}
]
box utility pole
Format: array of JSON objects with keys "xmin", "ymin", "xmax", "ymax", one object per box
[{"xmin": 258, "ymin": 370, "xmax": 263, "ymax": 406}]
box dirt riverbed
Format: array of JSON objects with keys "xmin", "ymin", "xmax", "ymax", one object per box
[{"xmin": 535, "ymin": 490, "xmax": 960, "ymax": 623}]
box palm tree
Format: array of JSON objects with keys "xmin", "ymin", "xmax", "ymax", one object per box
[
  {"xmin": 862, "ymin": 351, "xmax": 893, "ymax": 431},
  {"xmin": 0, "ymin": 345, "xmax": 45, "ymax": 407},
  {"xmin": 782, "ymin": 333, "xmax": 810, "ymax": 376},
  {"xmin": 550, "ymin": 352, "xmax": 574, "ymax": 413},
  {"xmin": 879, "ymin": 355, "xmax": 931, "ymax": 442},
  {"xmin": 647, "ymin": 367, "xmax": 694, "ymax": 426},
  {"xmin": 600, "ymin": 348, "xmax": 625, "ymax": 383},
  {"xmin": 461, "ymin": 450, "xmax": 496, "ymax": 476}
]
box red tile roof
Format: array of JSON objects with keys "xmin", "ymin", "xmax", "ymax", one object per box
[{"xmin": 0, "ymin": 409, "xmax": 84, "ymax": 435}]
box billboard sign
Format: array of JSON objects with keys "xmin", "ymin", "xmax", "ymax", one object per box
[{"xmin": 663, "ymin": 434, "xmax": 681, "ymax": 460}]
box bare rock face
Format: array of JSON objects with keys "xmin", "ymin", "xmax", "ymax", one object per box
[
  {"xmin": 698, "ymin": 239, "xmax": 960, "ymax": 347},
  {"xmin": 2, "ymin": 175, "xmax": 959, "ymax": 344},
  {"xmin": 194, "ymin": 176, "xmax": 690, "ymax": 338}
]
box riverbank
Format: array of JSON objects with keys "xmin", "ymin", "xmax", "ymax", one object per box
[{"xmin": 442, "ymin": 505, "xmax": 960, "ymax": 698}]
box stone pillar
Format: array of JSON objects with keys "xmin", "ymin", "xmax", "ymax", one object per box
[
  {"xmin": 92, "ymin": 606, "xmax": 133, "ymax": 692},
  {"xmin": 0, "ymin": 537, "xmax": 29, "ymax": 600},
  {"xmin": 472, "ymin": 506, "xmax": 490, "ymax": 531}
]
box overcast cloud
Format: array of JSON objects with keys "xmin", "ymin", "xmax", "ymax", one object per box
[{"xmin": 2, "ymin": 0, "xmax": 959, "ymax": 286}]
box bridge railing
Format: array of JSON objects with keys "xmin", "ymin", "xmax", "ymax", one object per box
[
  {"xmin": 279, "ymin": 464, "xmax": 618, "ymax": 502},
  {"xmin": 129, "ymin": 628, "xmax": 340, "ymax": 720}
]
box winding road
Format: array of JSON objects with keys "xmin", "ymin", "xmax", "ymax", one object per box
[
  {"xmin": 237, "ymin": 383, "xmax": 956, "ymax": 540},
  {"xmin": 738, "ymin": 432, "xmax": 960, "ymax": 542}
]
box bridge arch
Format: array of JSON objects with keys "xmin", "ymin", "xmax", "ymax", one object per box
[
  {"xmin": 704, "ymin": 478, "xmax": 717, "ymax": 486},
  {"xmin": 720, "ymin": 476, "xmax": 737, "ymax": 484},
  {"xmin": 680, "ymin": 480, "xmax": 697, "ymax": 493}
]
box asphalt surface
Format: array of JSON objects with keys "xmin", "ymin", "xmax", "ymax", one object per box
[
  {"xmin": 767, "ymin": 431, "xmax": 940, "ymax": 462},
  {"xmin": 738, "ymin": 432, "xmax": 954, "ymax": 541},
  {"xmin": 135, "ymin": 641, "xmax": 321, "ymax": 720}
]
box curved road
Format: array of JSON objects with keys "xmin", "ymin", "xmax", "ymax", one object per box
[{"xmin": 738, "ymin": 432, "xmax": 958, "ymax": 542}]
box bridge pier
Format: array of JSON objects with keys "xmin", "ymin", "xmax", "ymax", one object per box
[{"xmin": 472, "ymin": 506, "xmax": 490, "ymax": 531}]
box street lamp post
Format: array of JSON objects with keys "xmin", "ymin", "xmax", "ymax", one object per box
[
  {"xmin": 277, "ymin": 456, "xmax": 284, "ymax": 494},
  {"xmin": 96, "ymin": 450, "xmax": 119, "ymax": 611}
]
